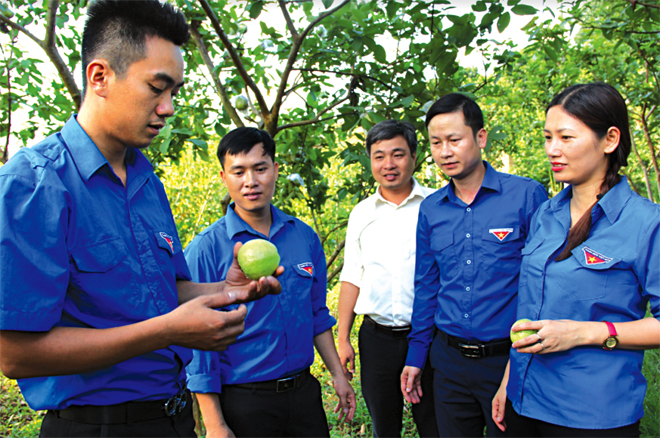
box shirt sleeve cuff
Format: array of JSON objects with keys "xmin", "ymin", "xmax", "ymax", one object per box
[
  {"xmin": 186, "ymin": 373, "xmax": 223, "ymax": 395},
  {"xmin": 405, "ymin": 344, "xmax": 428, "ymax": 369},
  {"xmin": 313, "ymin": 314, "xmax": 337, "ymax": 338}
]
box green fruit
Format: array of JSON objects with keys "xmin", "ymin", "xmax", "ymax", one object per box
[
  {"xmin": 237, "ymin": 239, "xmax": 280, "ymax": 280},
  {"xmin": 510, "ymin": 318, "xmax": 538, "ymax": 343},
  {"xmin": 235, "ymin": 95, "xmax": 249, "ymax": 111}
]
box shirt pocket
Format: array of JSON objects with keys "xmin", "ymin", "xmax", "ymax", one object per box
[
  {"xmin": 559, "ymin": 245, "xmax": 624, "ymax": 301},
  {"xmin": 430, "ymin": 230, "xmax": 458, "ymax": 280},
  {"xmin": 518, "ymin": 236, "xmax": 545, "ymax": 288},
  {"xmin": 481, "ymin": 227, "xmax": 524, "ymax": 278},
  {"xmin": 71, "ymin": 237, "xmax": 127, "ymax": 273}
]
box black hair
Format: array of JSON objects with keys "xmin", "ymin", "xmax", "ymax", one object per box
[
  {"xmin": 365, "ymin": 119, "xmax": 418, "ymax": 156},
  {"xmin": 82, "ymin": 0, "xmax": 190, "ymax": 96},
  {"xmin": 217, "ymin": 127, "xmax": 276, "ymax": 169},
  {"xmin": 550, "ymin": 82, "xmax": 631, "ymax": 261},
  {"xmin": 425, "ymin": 93, "xmax": 484, "ymax": 137}
]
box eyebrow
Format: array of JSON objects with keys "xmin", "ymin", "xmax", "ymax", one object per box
[
  {"xmin": 373, "ymin": 147, "xmax": 407, "ymax": 154},
  {"xmin": 153, "ymin": 72, "xmax": 185, "ymax": 89},
  {"xmin": 228, "ymin": 160, "xmax": 269, "ymax": 171},
  {"xmin": 544, "ymin": 127, "xmax": 575, "ymax": 133}
]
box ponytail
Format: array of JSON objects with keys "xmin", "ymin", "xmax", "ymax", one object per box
[{"xmin": 548, "ymin": 82, "xmax": 631, "ymax": 262}]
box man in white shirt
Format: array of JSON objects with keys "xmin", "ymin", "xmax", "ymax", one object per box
[{"xmin": 338, "ymin": 120, "xmax": 438, "ymax": 438}]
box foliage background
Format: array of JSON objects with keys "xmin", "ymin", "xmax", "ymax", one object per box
[{"xmin": 0, "ymin": 0, "xmax": 659, "ymax": 437}]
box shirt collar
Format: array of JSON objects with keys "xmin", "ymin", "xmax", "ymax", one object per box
[
  {"xmin": 440, "ymin": 160, "xmax": 501, "ymax": 203},
  {"xmin": 60, "ymin": 116, "xmax": 108, "ymax": 182},
  {"xmin": 60, "ymin": 115, "xmax": 153, "ymax": 184},
  {"xmin": 375, "ymin": 177, "xmax": 426, "ymax": 207},
  {"xmin": 550, "ymin": 176, "xmax": 632, "ymax": 224},
  {"xmin": 225, "ymin": 203, "xmax": 295, "ymax": 240}
]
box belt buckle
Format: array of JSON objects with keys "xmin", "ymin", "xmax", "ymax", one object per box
[
  {"xmin": 276, "ymin": 375, "xmax": 297, "ymax": 393},
  {"xmin": 458, "ymin": 342, "xmax": 484, "ymax": 358},
  {"xmin": 163, "ymin": 392, "xmax": 186, "ymax": 417}
]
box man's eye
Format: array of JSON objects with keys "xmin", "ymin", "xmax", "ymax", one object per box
[{"xmin": 150, "ymin": 85, "xmax": 163, "ymax": 94}]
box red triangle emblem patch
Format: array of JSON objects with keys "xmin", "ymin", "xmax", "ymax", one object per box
[
  {"xmin": 297, "ymin": 262, "xmax": 314, "ymax": 276},
  {"xmin": 582, "ymin": 247, "xmax": 612, "ymax": 265},
  {"xmin": 489, "ymin": 228, "xmax": 513, "ymax": 241}
]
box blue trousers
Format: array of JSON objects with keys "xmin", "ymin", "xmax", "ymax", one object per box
[{"xmin": 430, "ymin": 331, "xmax": 509, "ymax": 438}]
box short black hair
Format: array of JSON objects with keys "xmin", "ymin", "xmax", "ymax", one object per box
[
  {"xmin": 365, "ymin": 120, "xmax": 418, "ymax": 156},
  {"xmin": 82, "ymin": 0, "xmax": 190, "ymax": 96},
  {"xmin": 425, "ymin": 93, "xmax": 484, "ymax": 136},
  {"xmin": 217, "ymin": 127, "xmax": 276, "ymax": 169}
]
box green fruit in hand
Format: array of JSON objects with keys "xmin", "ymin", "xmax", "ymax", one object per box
[
  {"xmin": 510, "ymin": 318, "xmax": 538, "ymax": 343},
  {"xmin": 235, "ymin": 95, "xmax": 249, "ymax": 111},
  {"xmin": 237, "ymin": 239, "xmax": 280, "ymax": 280}
]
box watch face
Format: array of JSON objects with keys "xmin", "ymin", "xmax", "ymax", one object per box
[{"xmin": 605, "ymin": 337, "xmax": 618, "ymax": 349}]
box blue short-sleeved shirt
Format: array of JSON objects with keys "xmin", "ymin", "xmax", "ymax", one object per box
[
  {"xmin": 185, "ymin": 204, "xmax": 335, "ymax": 393},
  {"xmin": 508, "ymin": 178, "xmax": 660, "ymax": 429},
  {"xmin": 406, "ymin": 162, "xmax": 548, "ymax": 368},
  {"xmin": 0, "ymin": 117, "xmax": 192, "ymax": 410}
]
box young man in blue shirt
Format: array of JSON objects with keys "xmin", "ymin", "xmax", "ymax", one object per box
[
  {"xmin": 185, "ymin": 127, "xmax": 356, "ymax": 437},
  {"xmin": 401, "ymin": 93, "xmax": 548, "ymax": 437},
  {"xmin": 0, "ymin": 2, "xmax": 280, "ymax": 437}
]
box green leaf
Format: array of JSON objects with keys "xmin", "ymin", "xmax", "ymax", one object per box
[
  {"xmin": 488, "ymin": 125, "xmax": 507, "ymax": 140},
  {"xmin": 511, "ymin": 4, "xmax": 538, "ymax": 15},
  {"xmin": 322, "ymin": 0, "xmax": 333, "ymax": 8},
  {"xmin": 497, "ymin": 12, "xmax": 511, "ymax": 33},
  {"xmin": 543, "ymin": 45, "xmax": 558, "ymax": 62},
  {"xmin": 248, "ymin": 1, "xmax": 264, "ymax": 19},
  {"xmin": 159, "ymin": 137, "xmax": 172, "ymax": 154},
  {"xmin": 472, "ymin": 1, "xmax": 487, "ymax": 12}
]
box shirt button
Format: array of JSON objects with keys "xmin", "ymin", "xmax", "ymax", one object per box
[
  {"xmin": 466, "ymin": 287, "xmax": 471, "ymax": 291},
  {"xmin": 466, "ymin": 233, "xmax": 471, "ymax": 238},
  {"xmin": 466, "ymin": 260, "xmax": 472, "ymax": 264},
  {"xmin": 466, "ymin": 207, "xmax": 471, "ymax": 212},
  {"xmin": 464, "ymin": 313, "xmax": 469, "ymax": 318}
]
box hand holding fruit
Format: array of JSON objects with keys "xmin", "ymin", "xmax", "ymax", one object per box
[
  {"xmin": 224, "ymin": 242, "xmax": 284, "ymax": 304},
  {"xmin": 511, "ymin": 319, "xmax": 596, "ymax": 354}
]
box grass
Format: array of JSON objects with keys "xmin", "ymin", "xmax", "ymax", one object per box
[{"xmin": 2, "ymin": 290, "xmax": 659, "ymax": 438}]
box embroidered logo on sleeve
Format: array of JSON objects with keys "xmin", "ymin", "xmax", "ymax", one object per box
[
  {"xmin": 159, "ymin": 232, "xmax": 174, "ymax": 252},
  {"xmin": 489, "ymin": 228, "xmax": 514, "ymax": 241},
  {"xmin": 582, "ymin": 246, "xmax": 613, "ymax": 265},
  {"xmin": 296, "ymin": 262, "xmax": 314, "ymax": 277}
]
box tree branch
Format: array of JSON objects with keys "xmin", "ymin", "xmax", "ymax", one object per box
[
  {"xmin": 321, "ymin": 220, "xmax": 348, "ymax": 246},
  {"xmin": 278, "ymin": 0, "xmax": 298, "ymax": 39},
  {"xmin": 0, "ymin": 14, "xmax": 43, "ymax": 47},
  {"xmin": 275, "ymin": 96, "xmax": 350, "ymax": 133},
  {"xmin": 267, "ymin": 0, "xmax": 351, "ymax": 133},
  {"xmin": 189, "ymin": 22, "xmax": 244, "ymax": 128},
  {"xmin": 43, "ymin": 0, "xmax": 81, "ymax": 108},
  {"xmin": 198, "ymin": 0, "xmax": 269, "ymax": 122},
  {"xmin": 630, "ymin": 127, "xmax": 654, "ymax": 202},
  {"xmin": 327, "ymin": 260, "xmax": 344, "ymax": 284},
  {"xmin": 626, "ymin": 0, "xmax": 660, "ymax": 9},
  {"xmin": 326, "ymin": 238, "xmax": 345, "ymax": 271},
  {"xmin": 640, "ymin": 105, "xmax": 660, "ymax": 197},
  {"xmin": 293, "ymin": 68, "xmax": 395, "ymax": 90}
]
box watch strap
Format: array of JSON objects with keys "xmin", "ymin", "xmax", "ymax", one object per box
[{"xmin": 603, "ymin": 321, "xmax": 617, "ymax": 337}]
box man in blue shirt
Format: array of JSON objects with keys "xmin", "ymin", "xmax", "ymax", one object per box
[
  {"xmin": 400, "ymin": 93, "xmax": 547, "ymax": 437},
  {"xmin": 0, "ymin": 2, "xmax": 280, "ymax": 437},
  {"xmin": 185, "ymin": 127, "xmax": 356, "ymax": 437}
]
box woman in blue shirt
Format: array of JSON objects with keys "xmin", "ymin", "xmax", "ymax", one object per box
[{"xmin": 491, "ymin": 82, "xmax": 660, "ymax": 437}]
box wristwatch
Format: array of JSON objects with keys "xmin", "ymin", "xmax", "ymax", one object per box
[{"xmin": 602, "ymin": 321, "xmax": 618, "ymax": 350}]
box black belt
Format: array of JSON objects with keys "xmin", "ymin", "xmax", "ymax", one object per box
[
  {"xmin": 227, "ymin": 368, "xmax": 310, "ymax": 393},
  {"xmin": 52, "ymin": 390, "xmax": 189, "ymax": 425},
  {"xmin": 437, "ymin": 329, "xmax": 511, "ymax": 358},
  {"xmin": 363, "ymin": 315, "xmax": 411, "ymax": 338}
]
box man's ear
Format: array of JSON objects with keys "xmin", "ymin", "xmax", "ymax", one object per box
[
  {"xmin": 476, "ymin": 128, "xmax": 488, "ymax": 150},
  {"xmin": 219, "ymin": 169, "xmax": 226, "ymax": 186},
  {"xmin": 85, "ymin": 59, "xmax": 113, "ymax": 98},
  {"xmin": 273, "ymin": 161, "xmax": 279, "ymax": 179}
]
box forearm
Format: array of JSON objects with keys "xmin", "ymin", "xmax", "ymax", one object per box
[
  {"xmin": 0, "ymin": 317, "xmax": 171, "ymax": 379},
  {"xmin": 578, "ymin": 317, "xmax": 660, "ymax": 350},
  {"xmin": 337, "ymin": 282, "xmax": 359, "ymax": 344},
  {"xmin": 177, "ymin": 279, "xmax": 222, "ymax": 304},
  {"xmin": 195, "ymin": 392, "xmax": 231, "ymax": 434},
  {"xmin": 313, "ymin": 329, "xmax": 344, "ymax": 378}
]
